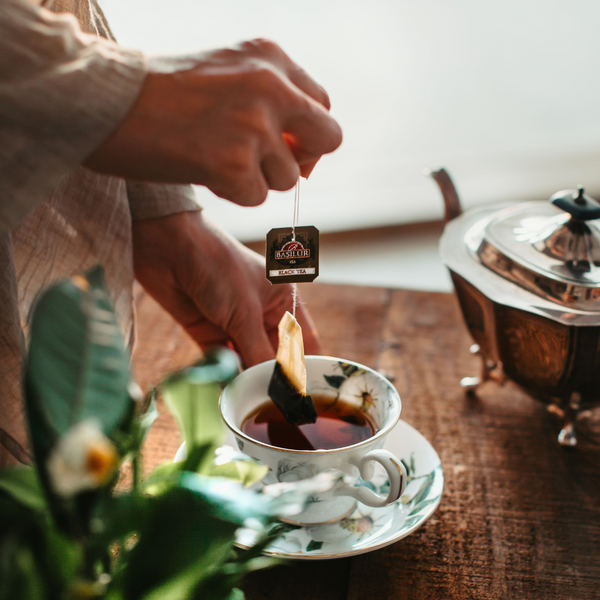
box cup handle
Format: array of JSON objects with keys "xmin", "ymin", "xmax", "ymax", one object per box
[{"xmin": 335, "ymin": 449, "xmax": 407, "ymax": 508}]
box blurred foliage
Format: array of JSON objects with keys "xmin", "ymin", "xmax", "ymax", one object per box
[{"xmin": 0, "ymin": 267, "xmax": 306, "ymax": 600}]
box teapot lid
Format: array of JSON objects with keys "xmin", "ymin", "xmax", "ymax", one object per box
[{"xmin": 475, "ymin": 187, "xmax": 600, "ymax": 311}]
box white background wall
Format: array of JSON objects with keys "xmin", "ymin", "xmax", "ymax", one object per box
[{"xmin": 101, "ymin": 0, "xmax": 600, "ymax": 242}]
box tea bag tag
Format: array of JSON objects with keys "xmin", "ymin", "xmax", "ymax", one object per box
[{"xmin": 266, "ymin": 226, "xmax": 319, "ymax": 284}]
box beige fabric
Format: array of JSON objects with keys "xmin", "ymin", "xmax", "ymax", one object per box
[{"xmin": 0, "ymin": 0, "xmax": 201, "ymax": 466}]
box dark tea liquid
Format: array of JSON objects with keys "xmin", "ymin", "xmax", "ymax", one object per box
[{"xmin": 241, "ymin": 395, "xmax": 376, "ymax": 450}]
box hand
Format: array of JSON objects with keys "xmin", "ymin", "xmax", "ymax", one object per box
[
  {"xmin": 131, "ymin": 210, "xmax": 321, "ymax": 367},
  {"xmin": 86, "ymin": 39, "xmax": 342, "ymax": 206}
]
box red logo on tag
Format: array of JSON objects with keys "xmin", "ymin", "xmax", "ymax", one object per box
[{"xmin": 282, "ymin": 240, "xmax": 303, "ymax": 252}]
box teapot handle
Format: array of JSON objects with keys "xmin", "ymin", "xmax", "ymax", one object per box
[{"xmin": 427, "ymin": 168, "xmax": 463, "ymax": 224}]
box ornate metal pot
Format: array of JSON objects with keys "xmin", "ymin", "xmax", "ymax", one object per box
[{"xmin": 433, "ymin": 168, "xmax": 600, "ymax": 446}]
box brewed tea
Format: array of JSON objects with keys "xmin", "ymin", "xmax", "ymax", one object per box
[{"xmin": 241, "ymin": 395, "xmax": 376, "ymax": 450}]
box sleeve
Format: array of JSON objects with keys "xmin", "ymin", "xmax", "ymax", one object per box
[
  {"xmin": 0, "ymin": 0, "xmax": 148, "ymax": 236},
  {"xmin": 126, "ymin": 181, "xmax": 202, "ymax": 221}
]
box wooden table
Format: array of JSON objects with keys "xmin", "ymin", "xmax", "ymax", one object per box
[{"xmin": 133, "ymin": 283, "xmax": 600, "ymax": 600}]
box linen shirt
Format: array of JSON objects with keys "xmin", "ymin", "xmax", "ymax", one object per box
[{"xmin": 0, "ymin": 0, "xmax": 201, "ymax": 465}]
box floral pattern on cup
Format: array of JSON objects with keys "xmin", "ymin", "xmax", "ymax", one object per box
[
  {"xmin": 316, "ymin": 361, "xmax": 393, "ymax": 431},
  {"xmin": 277, "ymin": 460, "xmax": 319, "ymax": 483}
]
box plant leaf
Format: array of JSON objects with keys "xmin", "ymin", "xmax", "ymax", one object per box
[
  {"xmin": 119, "ymin": 483, "xmax": 243, "ymax": 600},
  {"xmin": 402, "ymin": 515, "xmax": 422, "ymax": 530},
  {"xmin": 181, "ymin": 443, "xmax": 215, "ymax": 474},
  {"xmin": 206, "ymin": 460, "xmax": 269, "ymax": 488},
  {"xmin": 24, "ymin": 266, "xmax": 131, "ymax": 464},
  {"xmin": 0, "ymin": 466, "xmax": 47, "ymax": 513},
  {"xmin": 408, "ymin": 497, "xmax": 439, "ymax": 516},
  {"xmin": 138, "ymin": 391, "xmax": 159, "ymax": 446},
  {"xmin": 354, "ymin": 479, "xmax": 377, "ymax": 492},
  {"xmin": 306, "ymin": 540, "xmax": 323, "ymax": 552},
  {"xmin": 409, "ymin": 473, "xmax": 434, "ymax": 508},
  {"xmin": 323, "ymin": 375, "xmax": 346, "ymax": 389},
  {"xmin": 161, "ymin": 348, "xmax": 239, "ymax": 469},
  {"xmin": 339, "ymin": 363, "xmax": 359, "ymax": 378}
]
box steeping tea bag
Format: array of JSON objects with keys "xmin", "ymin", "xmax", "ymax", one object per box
[{"xmin": 268, "ymin": 311, "xmax": 317, "ymax": 425}]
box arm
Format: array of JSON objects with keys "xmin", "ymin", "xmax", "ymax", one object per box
[
  {"xmin": 1, "ymin": 0, "xmax": 341, "ymax": 230},
  {"xmin": 0, "ymin": 0, "xmax": 147, "ymax": 234}
]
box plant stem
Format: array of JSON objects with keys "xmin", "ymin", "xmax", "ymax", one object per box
[{"xmin": 132, "ymin": 452, "xmax": 141, "ymax": 492}]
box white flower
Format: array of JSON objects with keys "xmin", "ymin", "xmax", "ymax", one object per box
[{"xmin": 47, "ymin": 420, "xmax": 118, "ymax": 498}]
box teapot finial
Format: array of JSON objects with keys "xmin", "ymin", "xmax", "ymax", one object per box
[{"xmin": 551, "ymin": 186, "xmax": 600, "ymax": 221}]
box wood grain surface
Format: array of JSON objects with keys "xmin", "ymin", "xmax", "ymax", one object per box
[{"xmin": 133, "ymin": 282, "xmax": 600, "ymax": 600}]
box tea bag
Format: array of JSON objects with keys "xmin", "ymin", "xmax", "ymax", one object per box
[{"xmin": 268, "ymin": 311, "xmax": 317, "ymax": 425}]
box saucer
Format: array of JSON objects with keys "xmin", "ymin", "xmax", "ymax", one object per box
[{"xmin": 234, "ymin": 419, "xmax": 444, "ymax": 560}]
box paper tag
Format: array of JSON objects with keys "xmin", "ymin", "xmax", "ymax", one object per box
[{"xmin": 266, "ymin": 226, "xmax": 319, "ymax": 284}]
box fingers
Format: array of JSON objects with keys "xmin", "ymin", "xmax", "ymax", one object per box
[
  {"xmin": 282, "ymin": 99, "xmax": 343, "ymax": 167},
  {"xmin": 239, "ymin": 39, "xmax": 331, "ymax": 110},
  {"xmin": 261, "ymin": 134, "xmax": 300, "ymax": 192},
  {"xmin": 207, "ymin": 167, "xmax": 270, "ymax": 207},
  {"xmin": 234, "ymin": 39, "xmax": 343, "ymax": 182}
]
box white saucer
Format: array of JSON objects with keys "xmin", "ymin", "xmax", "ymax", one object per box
[{"xmin": 234, "ymin": 419, "xmax": 444, "ymax": 560}]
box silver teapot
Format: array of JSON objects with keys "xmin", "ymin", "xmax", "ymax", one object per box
[{"xmin": 432, "ymin": 168, "xmax": 600, "ymax": 446}]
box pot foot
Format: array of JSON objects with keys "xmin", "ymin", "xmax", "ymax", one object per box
[
  {"xmin": 548, "ymin": 392, "xmax": 581, "ymax": 446},
  {"xmin": 460, "ymin": 344, "xmax": 505, "ymax": 394}
]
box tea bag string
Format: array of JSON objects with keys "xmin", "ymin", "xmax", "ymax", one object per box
[
  {"xmin": 291, "ymin": 179, "xmax": 300, "ymax": 318},
  {"xmin": 292, "ymin": 177, "xmax": 300, "ymax": 241}
]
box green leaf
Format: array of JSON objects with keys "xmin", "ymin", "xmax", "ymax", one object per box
[
  {"xmin": 409, "ymin": 473, "xmax": 434, "ymax": 508},
  {"xmin": 2, "ymin": 546, "xmax": 46, "ymax": 600},
  {"xmin": 139, "ymin": 392, "xmax": 159, "ymax": 442},
  {"xmin": 119, "ymin": 484, "xmax": 242, "ymax": 600},
  {"xmin": 407, "ymin": 497, "xmax": 439, "ymax": 516},
  {"xmin": 182, "ymin": 443, "xmax": 215, "ymax": 474},
  {"xmin": 177, "ymin": 473, "xmax": 273, "ymax": 525},
  {"xmin": 0, "ymin": 497, "xmax": 80, "ymax": 600},
  {"xmin": 161, "ymin": 348, "xmax": 239, "ymax": 468},
  {"xmin": 24, "ymin": 266, "xmax": 132, "ymax": 464},
  {"xmin": 402, "ymin": 515, "xmax": 422, "ymax": 530},
  {"xmin": 339, "ymin": 363, "xmax": 359, "ymax": 378},
  {"xmin": 354, "ymin": 479, "xmax": 376, "ymax": 492},
  {"xmin": 86, "ymin": 493, "xmax": 151, "ymax": 563},
  {"xmin": 143, "ymin": 462, "xmax": 184, "ymax": 496},
  {"xmin": 306, "ymin": 540, "xmax": 323, "ymax": 552},
  {"xmin": 206, "ymin": 459, "xmax": 269, "ymax": 488},
  {"xmin": 323, "ymin": 375, "xmax": 346, "ymax": 389},
  {"xmin": 176, "ymin": 442, "xmax": 269, "ymax": 487},
  {"xmin": 0, "ymin": 466, "xmax": 47, "ymax": 513}
]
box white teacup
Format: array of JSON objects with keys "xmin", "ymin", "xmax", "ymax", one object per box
[{"xmin": 219, "ymin": 356, "xmax": 407, "ymax": 526}]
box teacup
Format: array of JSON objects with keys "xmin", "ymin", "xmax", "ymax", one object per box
[{"xmin": 219, "ymin": 356, "xmax": 407, "ymax": 526}]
